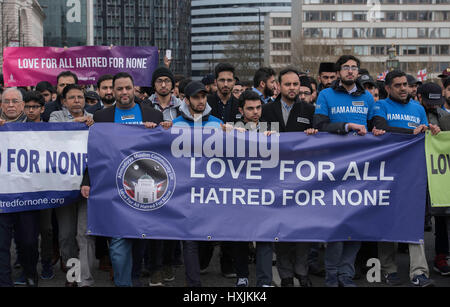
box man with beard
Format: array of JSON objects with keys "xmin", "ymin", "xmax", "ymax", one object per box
[
  {"xmin": 252, "ymin": 67, "xmax": 276, "ymax": 104},
  {"xmin": 148, "ymin": 67, "xmax": 182, "ymax": 123},
  {"xmin": 299, "ymin": 76, "xmax": 314, "ymax": 104},
  {"xmin": 262, "ymin": 68, "xmax": 317, "ymax": 287},
  {"xmin": 406, "ymin": 75, "xmax": 422, "ymax": 101},
  {"xmin": 81, "ymin": 72, "xmax": 163, "ymax": 287},
  {"xmin": 317, "ymin": 62, "xmax": 337, "ymax": 93},
  {"xmin": 97, "ymin": 74, "xmax": 115, "ymax": 108},
  {"xmin": 369, "ymin": 70, "xmax": 439, "ymax": 287},
  {"xmin": 314, "ymin": 55, "xmax": 384, "ymax": 287},
  {"xmin": 208, "ymin": 63, "xmax": 240, "ymax": 124},
  {"xmin": 172, "ymin": 81, "xmax": 222, "ymax": 287},
  {"xmin": 92, "ymin": 75, "xmax": 115, "ymax": 277},
  {"xmin": 262, "ymin": 68, "xmax": 316, "ymax": 133}
]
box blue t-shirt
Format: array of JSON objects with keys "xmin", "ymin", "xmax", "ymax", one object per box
[
  {"xmin": 114, "ymin": 104, "xmax": 143, "ymax": 125},
  {"xmin": 315, "ymin": 88, "xmax": 375, "ymax": 128},
  {"xmin": 370, "ymin": 97, "xmax": 428, "ymax": 130}
]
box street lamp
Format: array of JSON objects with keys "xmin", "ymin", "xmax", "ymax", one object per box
[
  {"xmin": 233, "ymin": 5, "xmax": 262, "ymax": 67},
  {"xmin": 386, "ymin": 44, "xmax": 400, "ymax": 71}
]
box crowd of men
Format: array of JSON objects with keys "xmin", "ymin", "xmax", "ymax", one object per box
[{"xmin": 1, "ymin": 55, "xmax": 450, "ymax": 288}]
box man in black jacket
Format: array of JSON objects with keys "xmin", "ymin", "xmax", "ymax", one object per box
[
  {"xmin": 42, "ymin": 71, "xmax": 78, "ymax": 122},
  {"xmin": 205, "ymin": 63, "xmax": 241, "ymax": 278},
  {"xmin": 262, "ymin": 68, "xmax": 316, "ymax": 133},
  {"xmin": 261, "ymin": 68, "xmax": 317, "ymax": 287},
  {"xmin": 81, "ymin": 72, "xmax": 163, "ymax": 287},
  {"xmin": 207, "ymin": 63, "xmax": 241, "ymax": 124}
]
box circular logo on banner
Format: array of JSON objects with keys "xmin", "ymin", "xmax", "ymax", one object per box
[{"xmin": 116, "ymin": 152, "xmax": 176, "ymax": 211}]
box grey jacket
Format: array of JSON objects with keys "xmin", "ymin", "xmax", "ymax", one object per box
[
  {"xmin": 427, "ymin": 107, "xmax": 450, "ymax": 131},
  {"xmin": 147, "ymin": 94, "xmax": 183, "ymax": 122},
  {"xmin": 49, "ymin": 108, "xmax": 92, "ymax": 123}
]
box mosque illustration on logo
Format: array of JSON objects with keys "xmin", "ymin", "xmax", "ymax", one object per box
[
  {"xmin": 123, "ymin": 174, "xmax": 166, "ymax": 204},
  {"xmin": 134, "ymin": 174, "xmax": 158, "ymax": 204}
]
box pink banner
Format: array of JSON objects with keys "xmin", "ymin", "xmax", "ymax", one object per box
[{"xmin": 3, "ymin": 46, "xmax": 159, "ymax": 87}]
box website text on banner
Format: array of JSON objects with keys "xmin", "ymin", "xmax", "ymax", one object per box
[
  {"xmin": 0, "ymin": 123, "xmax": 89, "ymax": 213},
  {"xmin": 2, "ymin": 46, "xmax": 159, "ymax": 87},
  {"xmin": 87, "ymin": 124, "xmax": 427, "ymax": 243}
]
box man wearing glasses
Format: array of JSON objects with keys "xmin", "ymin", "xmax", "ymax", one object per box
[
  {"xmin": 298, "ymin": 76, "xmax": 314, "ymax": 105},
  {"xmin": 0, "ymin": 88, "xmax": 39, "ymax": 287},
  {"xmin": 0, "ymin": 88, "xmax": 27, "ymax": 124},
  {"xmin": 148, "ymin": 67, "xmax": 182, "ymax": 124},
  {"xmin": 314, "ymin": 55, "xmax": 384, "ymax": 287}
]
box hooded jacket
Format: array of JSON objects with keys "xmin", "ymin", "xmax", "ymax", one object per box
[{"xmin": 172, "ymin": 102, "xmax": 222, "ymax": 128}]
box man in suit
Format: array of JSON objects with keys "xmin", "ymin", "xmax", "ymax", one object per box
[
  {"xmin": 81, "ymin": 72, "xmax": 163, "ymax": 287},
  {"xmin": 261, "ymin": 68, "xmax": 317, "ymax": 287},
  {"xmin": 262, "ymin": 68, "xmax": 316, "ymax": 134}
]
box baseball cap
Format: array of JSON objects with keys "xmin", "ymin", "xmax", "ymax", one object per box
[
  {"xmin": 358, "ymin": 74, "xmax": 376, "ymax": 87},
  {"xmin": 418, "ymin": 83, "xmax": 445, "ymax": 106},
  {"xmin": 438, "ymin": 68, "xmax": 450, "ymax": 79},
  {"xmin": 184, "ymin": 81, "xmax": 208, "ymax": 98},
  {"xmin": 85, "ymin": 91, "xmax": 101, "ymax": 101},
  {"xmin": 406, "ymin": 74, "xmax": 422, "ymax": 86}
]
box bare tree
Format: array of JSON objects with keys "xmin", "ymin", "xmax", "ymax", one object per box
[
  {"xmin": 291, "ymin": 35, "xmax": 347, "ymax": 77},
  {"xmin": 222, "ymin": 25, "xmax": 262, "ymax": 81}
]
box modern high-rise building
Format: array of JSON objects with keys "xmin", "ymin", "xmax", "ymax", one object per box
[
  {"xmin": 94, "ymin": 0, "xmax": 191, "ymax": 76},
  {"xmin": 264, "ymin": 11, "xmax": 292, "ymax": 70},
  {"xmin": 191, "ymin": 0, "xmax": 291, "ymax": 80},
  {"xmin": 38, "ymin": 0, "xmax": 191, "ymax": 76},
  {"xmin": 291, "ymin": 0, "xmax": 450, "ymax": 77}
]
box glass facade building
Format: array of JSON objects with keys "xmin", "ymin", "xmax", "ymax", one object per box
[
  {"xmin": 39, "ymin": 0, "xmax": 88, "ymax": 47},
  {"xmin": 39, "ymin": 0, "xmax": 192, "ymax": 76},
  {"xmin": 93, "ymin": 0, "xmax": 192, "ymax": 76}
]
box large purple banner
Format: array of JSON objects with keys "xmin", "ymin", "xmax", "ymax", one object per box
[
  {"xmin": 3, "ymin": 46, "xmax": 159, "ymax": 86},
  {"xmin": 87, "ymin": 124, "xmax": 427, "ymax": 243}
]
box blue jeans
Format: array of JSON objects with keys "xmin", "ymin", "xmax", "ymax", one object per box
[
  {"xmin": 325, "ymin": 241, "xmax": 360, "ymax": 284},
  {"xmin": 256, "ymin": 242, "xmax": 273, "ymax": 286},
  {"xmin": 109, "ymin": 238, "xmax": 133, "ymax": 287}
]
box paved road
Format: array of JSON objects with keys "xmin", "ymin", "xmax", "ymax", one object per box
[{"xmin": 10, "ymin": 229, "xmax": 450, "ymax": 287}]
